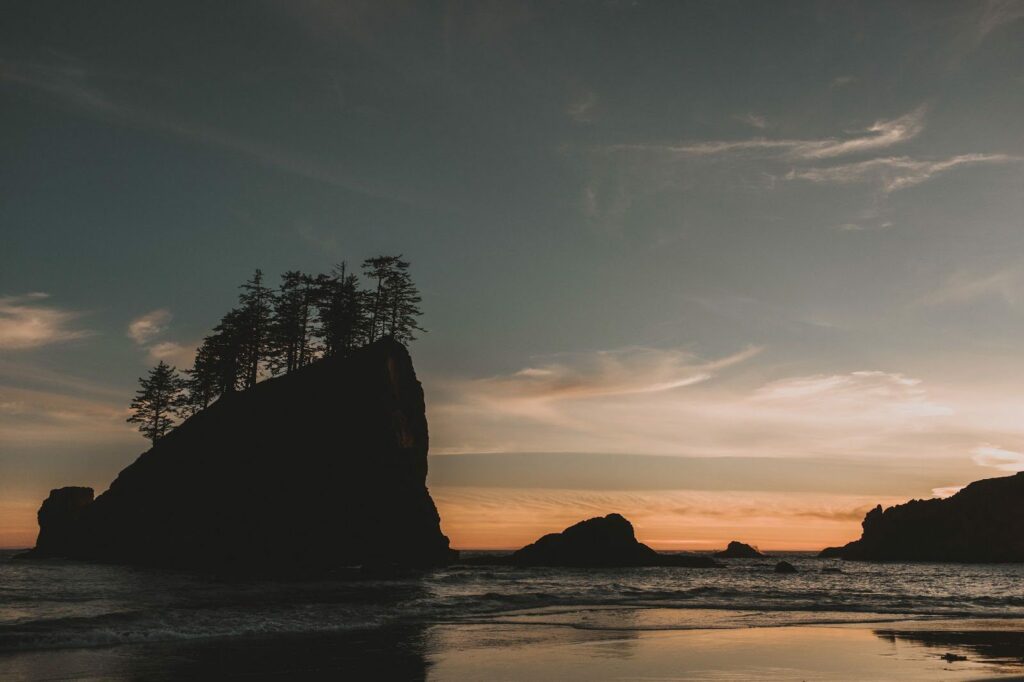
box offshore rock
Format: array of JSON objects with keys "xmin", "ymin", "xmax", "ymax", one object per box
[
  {"xmin": 26, "ymin": 339, "xmax": 454, "ymax": 573},
  {"xmin": 714, "ymin": 541, "xmax": 765, "ymax": 558},
  {"xmin": 511, "ymin": 513, "xmax": 719, "ymax": 568},
  {"xmin": 819, "ymin": 472, "xmax": 1024, "ymax": 562}
]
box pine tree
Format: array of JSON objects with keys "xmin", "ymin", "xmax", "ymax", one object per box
[
  {"xmin": 183, "ymin": 341, "xmax": 219, "ymax": 414},
  {"xmin": 316, "ymin": 263, "xmax": 368, "ymax": 356},
  {"xmin": 383, "ymin": 259, "xmax": 425, "ymax": 343},
  {"xmin": 127, "ymin": 361, "xmax": 186, "ymax": 443},
  {"xmin": 361, "ymin": 255, "xmax": 425, "ymax": 344},
  {"xmin": 269, "ymin": 271, "xmax": 319, "ymax": 374},
  {"xmin": 362, "ymin": 255, "xmax": 400, "ymax": 343},
  {"xmin": 237, "ymin": 269, "xmax": 272, "ymax": 388}
]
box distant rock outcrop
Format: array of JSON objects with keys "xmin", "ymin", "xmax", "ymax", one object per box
[
  {"xmin": 774, "ymin": 560, "xmax": 797, "ymax": 573},
  {"xmin": 819, "ymin": 472, "xmax": 1024, "ymax": 562},
  {"xmin": 509, "ymin": 513, "xmax": 718, "ymax": 568},
  {"xmin": 715, "ymin": 541, "xmax": 765, "ymax": 558},
  {"xmin": 25, "ymin": 339, "xmax": 454, "ymax": 572},
  {"xmin": 34, "ymin": 487, "xmax": 94, "ymax": 556}
]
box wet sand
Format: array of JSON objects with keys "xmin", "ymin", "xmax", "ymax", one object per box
[{"xmin": 1, "ymin": 617, "xmax": 1021, "ymax": 680}]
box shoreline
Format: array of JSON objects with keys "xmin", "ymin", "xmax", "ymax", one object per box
[{"xmin": 1, "ymin": 614, "xmax": 1022, "ymax": 681}]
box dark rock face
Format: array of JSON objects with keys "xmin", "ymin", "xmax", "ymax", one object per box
[
  {"xmin": 28, "ymin": 340, "xmax": 453, "ymax": 572},
  {"xmin": 715, "ymin": 541, "xmax": 765, "ymax": 558},
  {"xmin": 510, "ymin": 513, "xmax": 718, "ymax": 568},
  {"xmin": 34, "ymin": 487, "xmax": 94, "ymax": 557},
  {"xmin": 819, "ymin": 472, "xmax": 1024, "ymax": 562},
  {"xmin": 774, "ymin": 560, "xmax": 797, "ymax": 573}
]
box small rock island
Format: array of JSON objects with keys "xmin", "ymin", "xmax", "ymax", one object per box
[
  {"xmin": 508, "ymin": 513, "xmax": 718, "ymax": 568},
  {"xmin": 715, "ymin": 541, "xmax": 765, "ymax": 559}
]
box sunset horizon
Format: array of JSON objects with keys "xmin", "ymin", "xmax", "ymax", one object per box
[{"xmin": 3, "ymin": 2, "xmax": 1024, "ymax": 679}]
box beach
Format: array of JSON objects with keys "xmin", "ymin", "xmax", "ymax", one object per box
[{"xmin": 1, "ymin": 616, "xmax": 1023, "ymax": 680}]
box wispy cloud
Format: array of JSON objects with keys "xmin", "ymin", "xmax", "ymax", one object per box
[
  {"xmin": 147, "ymin": 340, "xmax": 196, "ymax": 368},
  {"xmin": 127, "ymin": 309, "xmax": 172, "ymax": 344},
  {"xmin": 786, "ymin": 153, "xmax": 1018, "ymax": 193},
  {"xmin": 971, "ymin": 443, "xmax": 1024, "ymax": 472},
  {"xmin": 0, "ymin": 293, "xmax": 91, "ymax": 350},
  {"xmin": 0, "ymin": 59, "xmax": 443, "ymax": 211},
  {"xmin": 0, "ymin": 385, "xmax": 133, "ymax": 448},
  {"xmin": 566, "ymin": 89, "xmax": 598, "ymax": 123},
  {"xmin": 735, "ymin": 112, "xmax": 768, "ymax": 130},
  {"xmin": 976, "ymin": 0, "xmax": 1024, "ymax": 40},
  {"xmin": 918, "ymin": 266, "xmax": 1024, "ymax": 307},
  {"xmin": 608, "ymin": 106, "xmax": 927, "ymax": 161}
]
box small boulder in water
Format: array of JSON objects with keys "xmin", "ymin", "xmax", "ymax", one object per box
[
  {"xmin": 774, "ymin": 560, "xmax": 798, "ymax": 574},
  {"xmin": 714, "ymin": 541, "xmax": 765, "ymax": 558},
  {"xmin": 941, "ymin": 653, "xmax": 967, "ymax": 662}
]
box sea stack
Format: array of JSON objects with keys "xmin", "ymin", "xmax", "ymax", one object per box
[
  {"xmin": 819, "ymin": 472, "xmax": 1024, "ymax": 562},
  {"xmin": 25, "ymin": 339, "xmax": 454, "ymax": 572}
]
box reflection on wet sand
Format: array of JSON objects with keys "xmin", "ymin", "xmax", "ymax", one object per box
[{"xmin": 875, "ymin": 626, "xmax": 1024, "ymax": 673}]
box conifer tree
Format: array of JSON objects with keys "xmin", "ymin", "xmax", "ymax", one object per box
[
  {"xmin": 127, "ymin": 361, "xmax": 186, "ymax": 443},
  {"xmin": 269, "ymin": 270, "xmax": 318, "ymax": 374},
  {"xmin": 237, "ymin": 269, "xmax": 272, "ymax": 388},
  {"xmin": 361, "ymin": 255, "xmax": 425, "ymax": 344},
  {"xmin": 316, "ymin": 262, "xmax": 368, "ymax": 356}
]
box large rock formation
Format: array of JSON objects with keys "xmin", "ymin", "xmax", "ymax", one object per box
[
  {"xmin": 820, "ymin": 472, "xmax": 1024, "ymax": 562},
  {"xmin": 26, "ymin": 339, "xmax": 454, "ymax": 572},
  {"xmin": 510, "ymin": 513, "xmax": 718, "ymax": 568},
  {"xmin": 715, "ymin": 541, "xmax": 765, "ymax": 558}
]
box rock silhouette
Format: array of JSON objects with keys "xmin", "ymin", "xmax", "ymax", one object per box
[
  {"xmin": 715, "ymin": 541, "xmax": 765, "ymax": 558},
  {"xmin": 774, "ymin": 560, "xmax": 797, "ymax": 573},
  {"xmin": 34, "ymin": 487, "xmax": 94, "ymax": 556},
  {"xmin": 819, "ymin": 472, "xmax": 1024, "ymax": 562},
  {"xmin": 509, "ymin": 513, "xmax": 718, "ymax": 568},
  {"xmin": 25, "ymin": 339, "xmax": 454, "ymax": 572}
]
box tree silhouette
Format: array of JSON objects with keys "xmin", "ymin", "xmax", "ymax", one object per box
[
  {"xmin": 237, "ymin": 269, "xmax": 273, "ymax": 388},
  {"xmin": 316, "ymin": 262, "xmax": 368, "ymax": 357},
  {"xmin": 362, "ymin": 255, "xmax": 424, "ymax": 343},
  {"xmin": 127, "ymin": 361, "xmax": 186, "ymax": 443},
  {"xmin": 269, "ymin": 271, "xmax": 318, "ymax": 374}
]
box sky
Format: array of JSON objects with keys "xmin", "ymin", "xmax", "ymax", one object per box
[{"xmin": 2, "ymin": 1, "xmax": 1024, "ymax": 550}]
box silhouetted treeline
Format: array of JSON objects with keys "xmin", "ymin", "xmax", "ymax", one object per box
[{"xmin": 127, "ymin": 255, "xmax": 424, "ymax": 442}]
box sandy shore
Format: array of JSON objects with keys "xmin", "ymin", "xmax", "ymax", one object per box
[{"xmin": 0, "ymin": 617, "xmax": 1021, "ymax": 680}]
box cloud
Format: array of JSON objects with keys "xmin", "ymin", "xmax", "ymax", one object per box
[
  {"xmin": 918, "ymin": 266, "xmax": 1024, "ymax": 307},
  {"xmin": 735, "ymin": 112, "xmax": 768, "ymax": 130},
  {"xmin": 0, "ymin": 385, "xmax": 133, "ymax": 448},
  {"xmin": 127, "ymin": 309, "xmax": 172, "ymax": 344},
  {"xmin": 971, "ymin": 443, "xmax": 1024, "ymax": 472},
  {"xmin": 147, "ymin": 341, "xmax": 196, "ymax": 368},
  {"xmin": 607, "ymin": 106, "xmax": 927, "ymax": 161},
  {"xmin": 0, "ymin": 59, "xmax": 444, "ymax": 212},
  {"xmin": 931, "ymin": 485, "xmax": 964, "ymax": 499},
  {"xmin": 786, "ymin": 153, "xmax": 1018, "ymax": 193},
  {"xmin": 975, "ymin": 0, "xmax": 1024, "ymax": 40},
  {"xmin": 0, "ymin": 293, "xmax": 91, "ymax": 350},
  {"xmin": 566, "ymin": 90, "xmax": 598, "ymax": 123},
  {"xmin": 752, "ymin": 371, "xmax": 952, "ymax": 419}
]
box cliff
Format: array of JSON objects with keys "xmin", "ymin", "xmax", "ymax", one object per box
[
  {"xmin": 27, "ymin": 339, "xmax": 454, "ymax": 572},
  {"xmin": 820, "ymin": 472, "xmax": 1024, "ymax": 562}
]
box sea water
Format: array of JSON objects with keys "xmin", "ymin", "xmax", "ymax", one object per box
[{"xmin": 3, "ymin": 549, "xmax": 1023, "ymax": 653}]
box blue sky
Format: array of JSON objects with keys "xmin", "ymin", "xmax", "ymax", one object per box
[{"xmin": 2, "ymin": 1, "xmax": 1024, "ymax": 548}]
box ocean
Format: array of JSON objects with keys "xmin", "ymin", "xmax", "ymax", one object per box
[{"xmin": 2, "ymin": 549, "xmax": 1024, "ymax": 680}]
